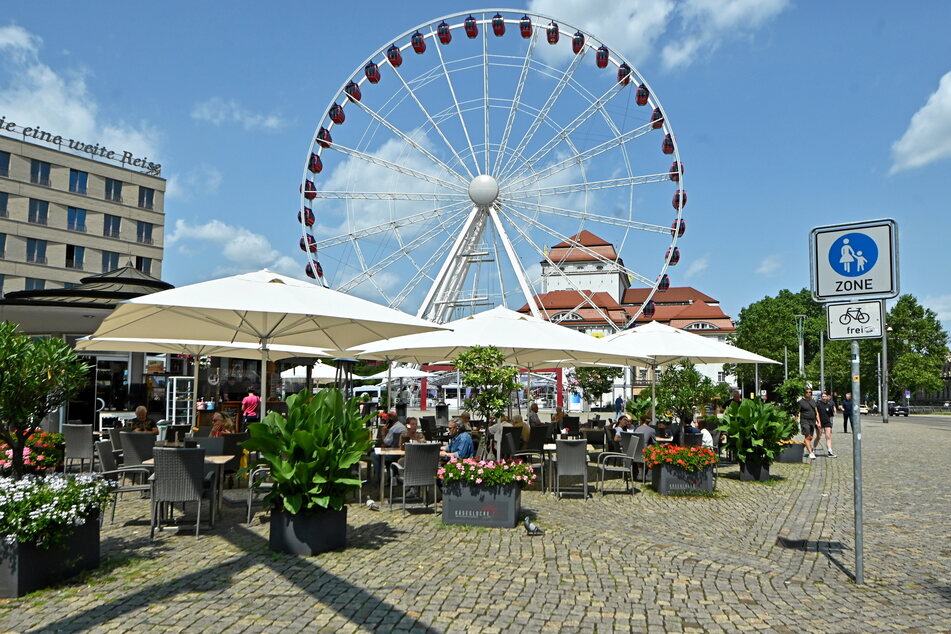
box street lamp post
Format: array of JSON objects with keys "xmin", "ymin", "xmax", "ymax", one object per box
[
  {"xmin": 882, "ymin": 325, "xmax": 891, "ymax": 424},
  {"xmin": 795, "ymin": 314, "xmax": 807, "ymax": 377}
]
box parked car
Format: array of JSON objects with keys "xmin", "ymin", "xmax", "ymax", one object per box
[
  {"xmin": 887, "ymin": 401, "xmax": 909, "ymax": 416},
  {"xmin": 859, "ymin": 403, "xmax": 869, "ymax": 415}
]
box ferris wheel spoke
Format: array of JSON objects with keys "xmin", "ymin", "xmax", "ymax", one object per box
[
  {"xmin": 502, "ymin": 83, "xmax": 626, "ymax": 184},
  {"xmin": 388, "ymin": 64, "xmax": 475, "ymax": 180},
  {"xmin": 500, "ymin": 203, "xmax": 655, "ymax": 287},
  {"xmin": 390, "ymin": 216, "xmax": 471, "ymax": 308},
  {"xmin": 312, "ymin": 191, "xmax": 466, "ymax": 201},
  {"xmin": 493, "ymin": 204, "xmax": 621, "ymax": 330},
  {"xmin": 337, "ymin": 210, "xmax": 469, "ymax": 294},
  {"xmin": 497, "ymin": 198, "xmax": 670, "ymax": 235},
  {"xmin": 504, "ymin": 121, "xmax": 654, "ymax": 191},
  {"xmin": 350, "ymin": 97, "xmax": 470, "ymax": 184},
  {"xmin": 482, "ymin": 14, "xmax": 491, "ymax": 174},
  {"xmin": 506, "ymin": 172, "xmax": 669, "ymax": 198},
  {"xmin": 496, "ymin": 48, "xmax": 588, "ymax": 181},
  {"xmin": 493, "ymin": 31, "xmax": 537, "ymax": 175},
  {"xmin": 429, "ymin": 24, "xmax": 481, "ymax": 176},
  {"xmin": 314, "ymin": 201, "xmax": 471, "ymax": 249},
  {"xmin": 328, "ymin": 142, "xmax": 466, "ymax": 192}
]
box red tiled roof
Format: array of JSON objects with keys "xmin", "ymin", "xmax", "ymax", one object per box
[
  {"xmin": 622, "ymin": 286, "xmax": 716, "ymax": 305},
  {"xmin": 518, "ymin": 289, "xmax": 625, "ymax": 311},
  {"xmin": 551, "ymin": 230, "xmax": 611, "ymax": 248},
  {"xmin": 547, "ymin": 230, "xmax": 619, "ymax": 263}
]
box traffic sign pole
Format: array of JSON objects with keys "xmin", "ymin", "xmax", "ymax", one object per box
[{"xmin": 851, "ymin": 339, "xmax": 864, "ymax": 585}]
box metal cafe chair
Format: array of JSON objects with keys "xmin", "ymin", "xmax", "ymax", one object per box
[{"xmin": 389, "ymin": 443, "xmax": 441, "ymax": 513}]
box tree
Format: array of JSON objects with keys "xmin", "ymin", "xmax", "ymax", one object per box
[
  {"xmin": 731, "ymin": 289, "xmax": 824, "ymax": 391},
  {"xmin": 805, "ymin": 338, "xmax": 852, "ymax": 396},
  {"xmin": 574, "ymin": 366, "xmax": 623, "ymax": 407},
  {"xmin": 655, "ymin": 361, "xmax": 714, "ymax": 422},
  {"xmin": 452, "ymin": 346, "xmax": 519, "ymax": 422},
  {"xmin": 0, "ymin": 322, "xmax": 88, "ymax": 479},
  {"xmin": 774, "ymin": 374, "xmax": 809, "ymax": 417},
  {"xmin": 884, "ymin": 295, "xmax": 949, "ymax": 400}
]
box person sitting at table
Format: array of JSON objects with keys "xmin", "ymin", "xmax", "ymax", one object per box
[
  {"xmin": 510, "ymin": 414, "xmax": 530, "ymax": 447},
  {"xmin": 131, "ymin": 405, "xmax": 158, "ymax": 434},
  {"xmin": 633, "ymin": 415, "xmax": 656, "ymax": 447},
  {"xmin": 613, "ymin": 415, "xmax": 635, "ymax": 442},
  {"xmin": 210, "ymin": 413, "xmax": 234, "ymax": 437},
  {"xmin": 683, "ymin": 417, "xmax": 702, "ymax": 436},
  {"xmin": 399, "ymin": 417, "xmax": 425, "ymax": 449},
  {"xmin": 550, "ymin": 406, "xmax": 565, "ymax": 426},
  {"xmin": 441, "ymin": 420, "xmax": 474, "ymax": 460},
  {"xmin": 372, "ymin": 410, "xmax": 406, "ymax": 484},
  {"xmin": 528, "ymin": 403, "xmax": 542, "ymax": 426},
  {"xmin": 697, "ymin": 418, "xmax": 715, "ymax": 449}
]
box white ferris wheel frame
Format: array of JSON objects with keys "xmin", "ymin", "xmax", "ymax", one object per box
[{"xmin": 299, "ymin": 8, "xmax": 686, "ymax": 330}]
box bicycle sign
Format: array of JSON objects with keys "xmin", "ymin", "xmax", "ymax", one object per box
[{"xmin": 826, "ymin": 300, "xmax": 884, "ymax": 340}]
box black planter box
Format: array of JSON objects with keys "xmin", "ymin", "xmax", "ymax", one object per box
[
  {"xmin": 1, "ymin": 512, "xmax": 100, "ymax": 598},
  {"xmin": 739, "ymin": 460, "xmax": 771, "ymax": 482},
  {"xmin": 776, "ymin": 444, "xmax": 805, "ymax": 463},
  {"xmin": 269, "ymin": 507, "xmax": 347, "ymax": 555},
  {"xmin": 651, "ymin": 464, "xmax": 714, "ymax": 495},
  {"xmin": 442, "ymin": 482, "xmax": 521, "ymax": 528}
]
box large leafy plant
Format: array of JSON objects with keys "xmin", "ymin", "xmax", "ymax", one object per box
[
  {"xmin": 242, "ymin": 389, "xmax": 374, "ymax": 514},
  {"xmin": 625, "ymin": 395, "xmax": 654, "ymax": 422},
  {"xmin": 717, "ymin": 399, "xmax": 797, "ymax": 466},
  {"xmin": 0, "ymin": 322, "xmax": 89, "ymax": 480}
]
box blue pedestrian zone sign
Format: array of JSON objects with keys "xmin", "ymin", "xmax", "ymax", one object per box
[{"xmin": 810, "ymin": 219, "xmax": 898, "ymax": 301}]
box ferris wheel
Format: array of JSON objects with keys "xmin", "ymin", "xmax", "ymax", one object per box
[{"xmin": 298, "ymin": 9, "xmax": 686, "ymax": 328}]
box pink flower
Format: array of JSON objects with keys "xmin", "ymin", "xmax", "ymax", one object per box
[
  {"xmin": 437, "ymin": 468, "xmax": 445, "ymax": 476},
  {"xmin": 37, "ymin": 455, "xmax": 45, "ymax": 461},
  {"xmin": 475, "ymin": 478, "xmax": 482, "ymax": 484}
]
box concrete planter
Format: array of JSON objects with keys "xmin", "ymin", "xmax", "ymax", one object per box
[
  {"xmin": 776, "ymin": 444, "xmax": 805, "ymax": 463},
  {"xmin": 269, "ymin": 507, "xmax": 347, "ymax": 555},
  {"xmin": 739, "ymin": 460, "xmax": 771, "ymax": 482},
  {"xmin": 442, "ymin": 482, "xmax": 521, "ymax": 528},
  {"xmin": 651, "ymin": 464, "xmax": 714, "ymax": 495},
  {"xmin": 0, "ymin": 512, "xmax": 100, "ymax": 598}
]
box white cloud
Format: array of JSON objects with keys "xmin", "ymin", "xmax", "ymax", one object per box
[
  {"xmin": 661, "ymin": 0, "xmax": 789, "ymax": 70},
  {"xmin": 922, "ymin": 294, "xmax": 951, "ymax": 322},
  {"xmin": 890, "ymin": 71, "xmax": 951, "ymax": 173},
  {"xmin": 166, "ymin": 219, "xmax": 300, "ymax": 278},
  {"xmin": 526, "ymin": 0, "xmax": 787, "ymax": 70},
  {"xmin": 165, "ymin": 165, "xmax": 223, "ymax": 200},
  {"xmin": 684, "ymin": 254, "xmax": 709, "ymax": 279},
  {"xmin": 756, "ymin": 254, "xmax": 781, "ymax": 276},
  {"xmin": 191, "ymin": 97, "xmax": 286, "ymax": 131},
  {"xmin": 527, "ymin": 0, "xmax": 675, "ymax": 66},
  {"xmin": 0, "ymin": 24, "xmax": 160, "ymax": 160}
]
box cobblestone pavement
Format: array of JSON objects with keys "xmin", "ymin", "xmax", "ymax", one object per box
[{"xmin": 2, "ymin": 416, "xmax": 949, "ymax": 633}]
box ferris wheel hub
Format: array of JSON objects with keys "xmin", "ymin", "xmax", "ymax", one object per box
[{"xmin": 468, "ymin": 174, "xmax": 500, "ymax": 206}]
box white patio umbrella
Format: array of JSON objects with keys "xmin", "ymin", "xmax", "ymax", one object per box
[
  {"xmin": 365, "ymin": 366, "xmax": 435, "ymax": 381},
  {"xmin": 604, "ymin": 321, "xmax": 778, "ymax": 422},
  {"xmin": 280, "ymin": 361, "xmax": 339, "ymax": 381},
  {"xmin": 84, "ymin": 270, "xmax": 449, "ymax": 418}
]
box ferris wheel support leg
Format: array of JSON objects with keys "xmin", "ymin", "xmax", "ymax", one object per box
[
  {"xmin": 487, "ymin": 206, "xmax": 541, "ymax": 320},
  {"xmin": 417, "ymin": 206, "xmax": 486, "ymax": 323}
]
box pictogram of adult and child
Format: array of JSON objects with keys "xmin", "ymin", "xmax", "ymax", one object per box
[{"xmin": 829, "ymin": 232, "xmax": 878, "ymax": 277}]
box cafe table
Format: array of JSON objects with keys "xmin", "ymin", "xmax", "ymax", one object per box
[{"xmin": 373, "ymin": 447, "xmax": 405, "ymax": 503}]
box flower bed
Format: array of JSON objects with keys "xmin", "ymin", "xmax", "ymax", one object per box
[
  {"xmin": 438, "ymin": 457, "xmax": 537, "ymax": 487},
  {"xmin": 643, "ymin": 444, "xmax": 717, "ymax": 472},
  {"xmin": 0, "ymin": 474, "xmax": 112, "ymax": 548},
  {"xmin": 0, "ymin": 432, "xmax": 65, "ymax": 475}
]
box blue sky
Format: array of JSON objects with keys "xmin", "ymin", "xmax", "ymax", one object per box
[{"xmin": 2, "ymin": 1, "xmax": 949, "ymax": 329}]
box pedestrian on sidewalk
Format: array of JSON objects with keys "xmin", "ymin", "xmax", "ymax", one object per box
[
  {"xmin": 797, "ymin": 388, "xmax": 820, "ymax": 460},
  {"xmin": 840, "ymin": 392, "xmax": 855, "ymax": 433},
  {"xmin": 818, "ymin": 392, "xmax": 837, "ymax": 457}
]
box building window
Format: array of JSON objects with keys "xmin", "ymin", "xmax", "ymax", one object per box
[
  {"xmin": 25, "ymin": 278, "xmax": 45, "ymax": 291},
  {"xmin": 30, "ymin": 160, "xmax": 51, "ymax": 186},
  {"xmin": 26, "ymin": 238, "xmax": 48, "ymax": 264},
  {"xmin": 138, "ymin": 186, "xmax": 154, "ymax": 210},
  {"xmin": 28, "ymin": 199, "xmax": 49, "ymax": 225},
  {"xmin": 101, "ymin": 250, "xmax": 120, "ymax": 272},
  {"xmin": 104, "ymin": 178, "xmax": 123, "ymax": 202},
  {"xmin": 0, "ymin": 192, "xmax": 7, "ymax": 217},
  {"xmin": 66, "ymin": 245, "xmax": 85, "ymax": 269},
  {"xmin": 553, "ymin": 311, "xmax": 583, "ymax": 322},
  {"xmin": 135, "ymin": 256, "xmax": 152, "ymax": 275},
  {"xmin": 67, "ymin": 207, "xmax": 87, "ymax": 232},
  {"xmin": 63, "ymin": 282, "xmax": 78, "ymax": 289},
  {"xmin": 136, "ymin": 221, "xmax": 153, "ymax": 245},
  {"xmin": 0, "ymin": 274, "xmax": 4, "ymax": 296},
  {"xmin": 103, "ymin": 214, "xmax": 121, "ymax": 238},
  {"xmin": 0, "ymin": 233, "xmax": 5, "ymax": 258},
  {"xmin": 717, "ymin": 372, "xmax": 726, "ymax": 383},
  {"xmin": 683, "ymin": 322, "xmax": 718, "ymax": 331},
  {"xmin": 69, "ymin": 169, "xmax": 88, "ymax": 194},
  {"xmin": 0, "ymin": 151, "xmax": 9, "ymax": 177}
]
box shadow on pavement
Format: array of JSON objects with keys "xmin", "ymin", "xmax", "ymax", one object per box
[{"xmin": 776, "ymin": 536, "xmax": 855, "ymax": 581}]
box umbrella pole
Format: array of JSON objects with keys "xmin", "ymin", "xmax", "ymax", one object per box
[
  {"xmin": 386, "ymin": 360, "xmax": 392, "ymax": 412},
  {"xmin": 651, "ymin": 363, "xmax": 657, "ymax": 424},
  {"xmin": 192, "ymin": 356, "xmax": 200, "ymax": 429},
  {"xmin": 259, "ymin": 345, "xmax": 268, "ymax": 423}
]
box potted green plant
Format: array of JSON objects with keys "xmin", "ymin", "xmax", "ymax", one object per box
[
  {"xmin": 1, "ymin": 474, "xmax": 112, "ymax": 597},
  {"xmin": 718, "ymin": 399, "xmax": 797, "ymax": 481},
  {"xmin": 439, "ymin": 457, "xmax": 537, "ymax": 527},
  {"xmin": 242, "ymin": 388, "xmax": 374, "ymax": 555},
  {"xmin": 643, "ymin": 444, "xmax": 718, "ymax": 495},
  {"xmin": 776, "ymin": 439, "xmax": 806, "ymax": 463}
]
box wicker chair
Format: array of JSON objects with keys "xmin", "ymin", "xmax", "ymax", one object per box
[
  {"xmin": 525, "ymin": 424, "xmax": 550, "ymax": 452},
  {"xmin": 596, "ymin": 432, "xmax": 643, "ymax": 496},
  {"xmin": 150, "ymin": 447, "xmax": 215, "ymax": 540},
  {"xmin": 683, "ymin": 432, "xmax": 703, "ymax": 448},
  {"xmin": 95, "ymin": 440, "xmax": 152, "ymax": 523},
  {"xmin": 553, "ymin": 439, "xmax": 589, "ymax": 500},
  {"xmin": 64, "ymin": 424, "xmax": 95, "ymax": 473},
  {"xmin": 119, "ymin": 432, "xmax": 155, "ymax": 483},
  {"xmin": 389, "ymin": 443, "xmax": 441, "ymax": 513}
]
